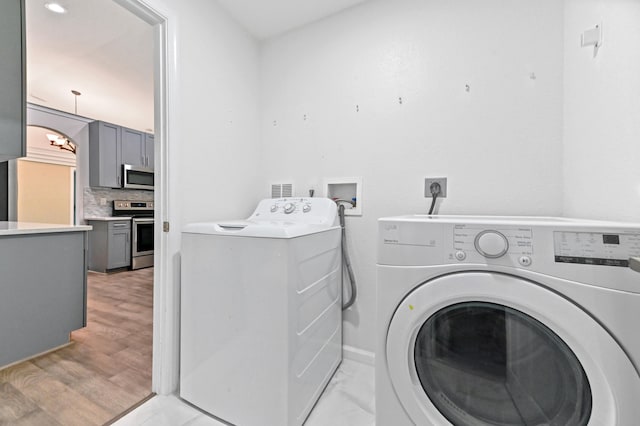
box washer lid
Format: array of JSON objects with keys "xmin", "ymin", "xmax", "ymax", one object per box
[
  {"xmin": 183, "ymin": 197, "xmax": 339, "ymax": 238},
  {"xmin": 386, "ymin": 272, "xmax": 640, "ymax": 426},
  {"xmin": 182, "ymin": 220, "xmax": 338, "ymax": 238}
]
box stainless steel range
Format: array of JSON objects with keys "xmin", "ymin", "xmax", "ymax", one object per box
[{"xmin": 113, "ymin": 200, "xmax": 154, "ymax": 270}]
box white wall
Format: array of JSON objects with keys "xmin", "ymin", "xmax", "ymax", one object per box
[
  {"xmin": 153, "ymin": 1, "xmax": 262, "ymax": 225},
  {"xmin": 563, "ymin": 0, "xmax": 640, "ymax": 222},
  {"xmin": 259, "ymin": 0, "xmax": 565, "ymax": 352},
  {"xmin": 135, "ymin": 0, "xmax": 262, "ymax": 393}
]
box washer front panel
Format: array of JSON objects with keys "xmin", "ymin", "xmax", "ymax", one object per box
[
  {"xmin": 414, "ymin": 301, "xmax": 592, "ymax": 425},
  {"xmin": 386, "ymin": 272, "xmax": 640, "ymax": 426}
]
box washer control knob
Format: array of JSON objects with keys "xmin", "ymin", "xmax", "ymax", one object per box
[
  {"xmin": 283, "ymin": 203, "xmax": 295, "ymax": 214},
  {"xmin": 519, "ymin": 256, "xmax": 532, "ymax": 267},
  {"xmin": 474, "ymin": 230, "xmax": 509, "ymax": 258},
  {"xmin": 303, "ymin": 204, "xmax": 311, "ymax": 213},
  {"xmin": 455, "ymin": 251, "xmax": 467, "ymax": 261},
  {"xmin": 270, "ymin": 204, "xmax": 278, "ymax": 213}
]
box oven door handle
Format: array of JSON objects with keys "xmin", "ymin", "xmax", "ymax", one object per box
[
  {"xmin": 132, "ymin": 228, "xmax": 137, "ymax": 247},
  {"xmin": 132, "ymin": 218, "xmax": 154, "ymax": 225}
]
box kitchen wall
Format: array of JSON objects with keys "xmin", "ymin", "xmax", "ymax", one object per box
[
  {"xmin": 84, "ymin": 187, "xmax": 153, "ymax": 217},
  {"xmin": 25, "ymin": 104, "xmax": 92, "ymax": 222},
  {"xmin": 17, "ymin": 160, "xmax": 73, "ymax": 224},
  {"xmin": 259, "ymin": 0, "xmax": 565, "ymax": 353},
  {"xmin": 563, "ymin": 0, "xmax": 640, "ymax": 222},
  {"xmin": 11, "ymin": 125, "xmax": 76, "ymax": 224},
  {"xmin": 25, "ymin": 105, "xmax": 156, "ymax": 220}
]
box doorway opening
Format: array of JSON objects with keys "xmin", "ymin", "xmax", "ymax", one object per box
[{"xmin": 0, "ymin": 0, "xmax": 171, "ymax": 423}]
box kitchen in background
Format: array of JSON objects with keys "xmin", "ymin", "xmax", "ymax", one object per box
[{"xmin": 0, "ymin": 0, "xmax": 157, "ymax": 424}]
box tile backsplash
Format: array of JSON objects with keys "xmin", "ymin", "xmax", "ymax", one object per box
[{"xmin": 84, "ymin": 187, "xmax": 154, "ymax": 217}]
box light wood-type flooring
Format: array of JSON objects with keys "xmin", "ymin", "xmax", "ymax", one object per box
[{"xmin": 0, "ymin": 268, "xmax": 153, "ymax": 425}]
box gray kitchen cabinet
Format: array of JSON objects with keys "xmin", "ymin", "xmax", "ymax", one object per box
[
  {"xmin": 0, "ymin": 229, "xmax": 88, "ymax": 368},
  {"xmin": 121, "ymin": 127, "xmax": 146, "ymax": 167},
  {"xmin": 145, "ymin": 133, "xmax": 154, "ymax": 169},
  {"xmin": 0, "ymin": 0, "xmax": 26, "ymax": 161},
  {"xmin": 87, "ymin": 220, "xmax": 131, "ymax": 272},
  {"xmin": 89, "ymin": 120, "xmax": 155, "ymax": 188},
  {"xmin": 89, "ymin": 121, "xmax": 122, "ymax": 188}
]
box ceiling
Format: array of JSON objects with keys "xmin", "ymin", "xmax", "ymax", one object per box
[
  {"xmin": 26, "ymin": 0, "xmax": 155, "ymax": 132},
  {"xmin": 217, "ymin": 0, "xmax": 369, "ymax": 39},
  {"xmin": 26, "ymin": 0, "xmax": 369, "ymax": 133}
]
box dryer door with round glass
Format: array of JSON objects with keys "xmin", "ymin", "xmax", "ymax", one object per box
[{"xmin": 385, "ymin": 272, "xmax": 640, "ymax": 426}]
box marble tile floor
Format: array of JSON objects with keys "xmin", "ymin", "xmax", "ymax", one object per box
[{"xmin": 112, "ymin": 359, "xmax": 375, "ymax": 426}]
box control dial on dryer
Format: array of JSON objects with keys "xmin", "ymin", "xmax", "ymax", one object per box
[{"xmin": 474, "ymin": 230, "xmax": 509, "ymax": 258}]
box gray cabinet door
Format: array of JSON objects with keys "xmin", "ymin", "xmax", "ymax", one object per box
[
  {"xmin": 122, "ymin": 127, "xmax": 145, "ymax": 167},
  {"xmin": 88, "ymin": 220, "xmax": 131, "ymax": 272},
  {"xmin": 145, "ymin": 133, "xmax": 154, "ymax": 169},
  {"xmin": 0, "ymin": 0, "xmax": 25, "ymax": 161},
  {"xmin": 89, "ymin": 121, "xmax": 121, "ymax": 188},
  {"xmin": 108, "ymin": 228, "xmax": 131, "ymax": 269}
]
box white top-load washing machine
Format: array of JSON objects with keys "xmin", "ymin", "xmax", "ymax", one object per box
[
  {"xmin": 180, "ymin": 198, "xmax": 342, "ymax": 426},
  {"xmin": 376, "ymin": 215, "xmax": 640, "ymax": 426}
]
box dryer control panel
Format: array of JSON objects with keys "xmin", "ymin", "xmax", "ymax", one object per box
[
  {"xmin": 378, "ymin": 215, "xmax": 640, "ymax": 293},
  {"xmin": 450, "ymin": 224, "xmax": 534, "ymax": 265},
  {"xmin": 554, "ymin": 231, "xmax": 640, "ymax": 267},
  {"xmin": 454, "ymin": 225, "xmax": 533, "ymax": 255}
]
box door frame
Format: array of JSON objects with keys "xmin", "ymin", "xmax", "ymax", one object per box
[{"xmin": 113, "ymin": 0, "xmax": 177, "ymax": 395}]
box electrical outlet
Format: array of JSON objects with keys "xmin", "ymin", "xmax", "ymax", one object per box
[
  {"xmin": 424, "ymin": 178, "xmax": 447, "ymax": 198},
  {"xmin": 100, "ymin": 198, "xmax": 107, "ymax": 206}
]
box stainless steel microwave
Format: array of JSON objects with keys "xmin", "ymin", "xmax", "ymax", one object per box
[{"xmin": 123, "ymin": 164, "xmax": 154, "ymax": 190}]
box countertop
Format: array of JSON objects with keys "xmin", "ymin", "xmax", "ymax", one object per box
[
  {"xmin": 85, "ymin": 216, "xmax": 133, "ymax": 221},
  {"xmin": 0, "ymin": 222, "xmax": 92, "ymax": 236}
]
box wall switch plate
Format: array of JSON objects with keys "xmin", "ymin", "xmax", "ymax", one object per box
[
  {"xmin": 424, "ymin": 177, "xmax": 447, "ymax": 198},
  {"xmin": 100, "ymin": 197, "xmax": 107, "ymax": 206}
]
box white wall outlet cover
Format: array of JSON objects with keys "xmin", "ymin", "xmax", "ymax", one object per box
[
  {"xmin": 581, "ymin": 24, "xmax": 602, "ymax": 47},
  {"xmin": 424, "ymin": 178, "xmax": 447, "ymax": 198}
]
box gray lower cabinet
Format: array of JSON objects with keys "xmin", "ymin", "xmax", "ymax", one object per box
[
  {"xmin": 0, "ymin": 231, "xmax": 87, "ymax": 368},
  {"xmin": 0, "ymin": 0, "xmax": 26, "ymax": 161},
  {"xmin": 88, "ymin": 220, "xmax": 131, "ymax": 272}
]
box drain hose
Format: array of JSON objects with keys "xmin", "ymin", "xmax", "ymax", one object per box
[{"xmin": 339, "ymin": 204, "xmax": 357, "ymax": 309}]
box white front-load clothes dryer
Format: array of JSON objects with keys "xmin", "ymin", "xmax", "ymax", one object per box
[
  {"xmin": 180, "ymin": 198, "xmax": 342, "ymax": 426},
  {"xmin": 376, "ymin": 216, "xmax": 640, "ymax": 426}
]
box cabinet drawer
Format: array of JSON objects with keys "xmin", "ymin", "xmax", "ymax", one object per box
[{"xmin": 108, "ymin": 221, "xmax": 131, "ymax": 230}]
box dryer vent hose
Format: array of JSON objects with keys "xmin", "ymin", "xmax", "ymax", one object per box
[{"xmin": 338, "ymin": 204, "xmax": 357, "ymax": 310}]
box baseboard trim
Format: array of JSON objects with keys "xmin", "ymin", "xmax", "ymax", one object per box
[
  {"xmin": 0, "ymin": 341, "xmax": 73, "ymax": 372},
  {"xmin": 342, "ymin": 345, "xmax": 375, "ymax": 366}
]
